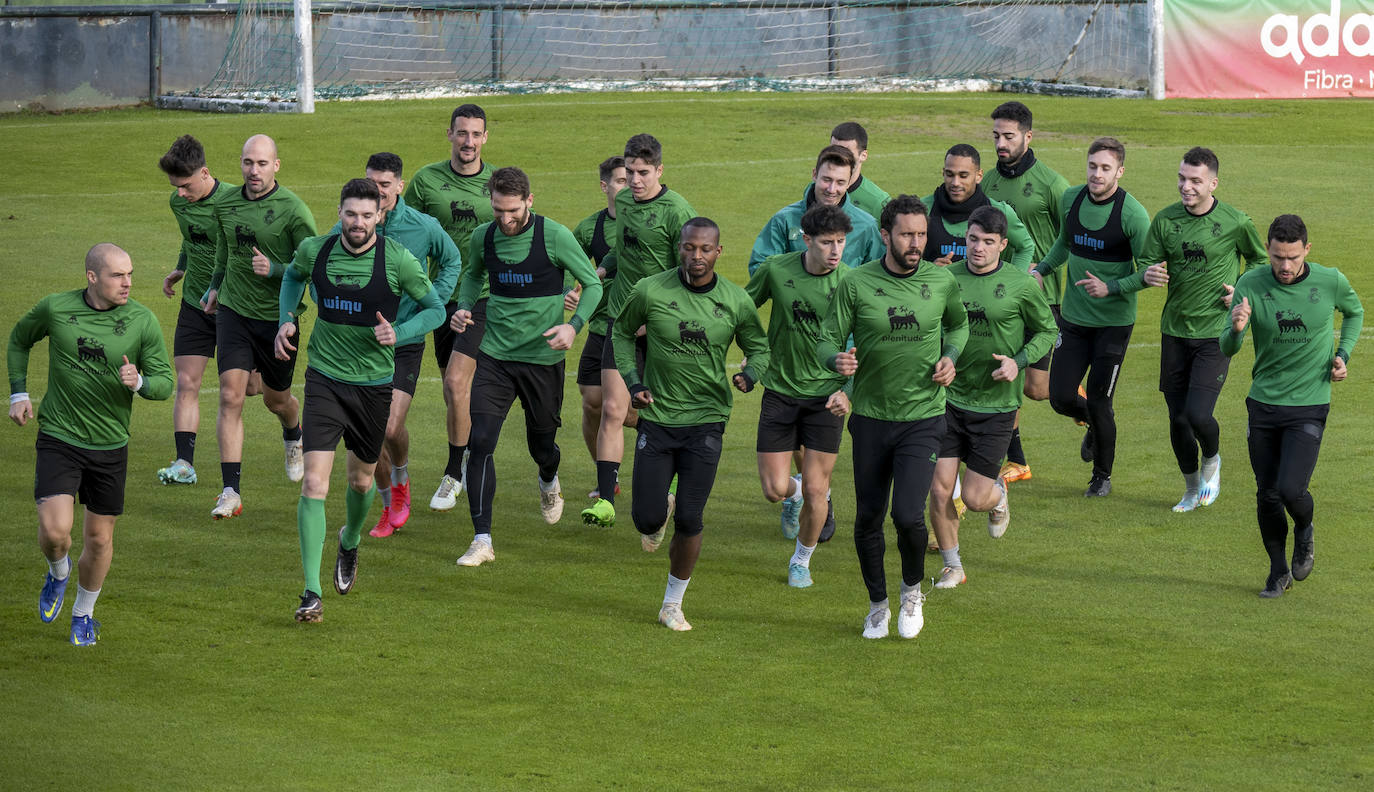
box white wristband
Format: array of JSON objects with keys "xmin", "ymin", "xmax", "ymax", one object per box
[{"xmin": 10, "ymin": 392, "xmax": 29, "ymax": 405}]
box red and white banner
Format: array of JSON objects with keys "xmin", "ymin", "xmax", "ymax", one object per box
[{"xmin": 1165, "ymin": 0, "xmax": 1374, "ymax": 98}]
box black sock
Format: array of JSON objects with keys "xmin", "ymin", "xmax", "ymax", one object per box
[
  {"xmin": 1005, "ymin": 429, "xmax": 1027, "ymax": 467},
  {"xmin": 175, "ymin": 431, "xmax": 196, "ymax": 465},
  {"xmin": 283, "ymin": 423, "xmax": 302, "ymax": 442},
  {"xmin": 222, "ymin": 462, "xmax": 242, "ymax": 493},
  {"xmin": 1006, "ymin": 428, "xmax": 1026, "ymax": 466},
  {"xmin": 446, "ymin": 444, "xmax": 467, "ymax": 479},
  {"xmin": 596, "ymin": 460, "xmax": 620, "ymax": 505}
]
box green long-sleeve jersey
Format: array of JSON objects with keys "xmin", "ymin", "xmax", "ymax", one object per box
[
  {"xmin": 330, "ymin": 196, "xmax": 463, "ymax": 348},
  {"xmin": 8, "ymin": 290, "xmax": 173, "ymax": 450},
  {"xmin": 818, "ymin": 259, "xmax": 969, "ymax": 422},
  {"xmin": 459, "ymin": 214, "xmax": 603, "ymax": 366},
  {"xmin": 169, "ymin": 179, "xmax": 236, "ymax": 310},
  {"xmin": 614, "ymin": 268, "xmax": 769, "ymax": 427},
  {"xmin": 1220, "ymin": 261, "xmax": 1362, "ymax": 407},
  {"xmin": 1132, "ymin": 199, "xmax": 1268, "ymax": 339},
  {"xmin": 572, "ymin": 207, "xmax": 619, "ymax": 329},
  {"xmin": 1035, "ymin": 185, "xmax": 1151, "ymax": 328},
  {"xmin": 603, "ymin": 186, "xmax": 697, "ymax": 322},
  {"xmin": 919, "ymin": 191, "xmax": 1035, "ymax": 270},
  {"xmin": 983, "ymin": 155, "xmax": 1070, "ymax": 302},
  {"xmin": 211, "ymin": 184, "xmax": 318, "ymax": 321},
  {"xmin": 402, "ymin": 160, "xmax": 494, "ymax": 303},
  {"xmin": 748, "ymin": 184, "xmax": 886, "ymax": 274},
  {"xmin": 947, "ymin": 261, "xmax": 1057, "ymax": 413},
  {"xmin": 846, "ymin": 174, "xmax": 891, "ymax": 220},
  {"xmin": 745, "ymin": 250, "xmax": 849, "ymax": 399},
  {"xmin": 281, "ymin": 234, "xmax": 442, "ymax": 386}
]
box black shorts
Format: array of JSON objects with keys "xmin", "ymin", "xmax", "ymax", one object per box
[
  {"xmin": 391, "ymin": 341, "xmax": 425, "ymax": 397},
  {"xmin": 470, "ymin": 351, "xmax": 565, "ymax": 432},
  {"xmin": 938, "ymin": 404, "xmax": 1017, "ymax": 479},
  {"xmin": 216, "ymin": 306, "xmax": 297, "ymax": 392},
  {"xmin": 1028, "ymin": 304, "xmax": 1064, "ymax": 372},
  {"xmin": 577, "ymin": 331, "xmax": 607, "ymax": 387},
  {"xmin": 631, "ymin": 419, "xmax": 725, "ymax": 537},
  {"xmin": 34, "ymin": 432, "xmax": 128, "ymax": 516},
  {"xmin": 756, "ymin": 388, "xmax": 845, "ymax": 454},
  {"xmin": 433, "ymin": 299, "xmax": 488, "ymax": 369},
  {"xmin": 173, "ymin": 299, "xmax": 217, "ymax": 358},
  {"xmin": 302, "ymin": 368, "xmax": 393, "ymax": 464},
  {"xmin": 1159, "ymin": 334, "xmax": 1230, "ymax": 394},
  {"xmin": 600, "ymin": 319, "xmax": 648, "ymax": 373}
]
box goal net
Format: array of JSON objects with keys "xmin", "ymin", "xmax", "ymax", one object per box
[{"xmin": 164, "ymin": 0, "xmax": 1150, "ymax": 111}]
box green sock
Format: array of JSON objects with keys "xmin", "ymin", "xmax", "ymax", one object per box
[
  {"xmin": 298, "ymin": 496, "xmax": 327, "ymax": 596},
  {"xmin": 342, "ymin": 484, "xmax": 376, "ymax": 551}
]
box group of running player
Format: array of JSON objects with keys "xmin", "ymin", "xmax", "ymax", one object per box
[{"xmin": 9, "ymin": 100, "xmax": 1361, "ymax": 646}]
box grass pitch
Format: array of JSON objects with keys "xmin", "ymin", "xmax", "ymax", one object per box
[{"xmin": 1, "ymin": 94, "xmax": 1372, "ymax": 791}]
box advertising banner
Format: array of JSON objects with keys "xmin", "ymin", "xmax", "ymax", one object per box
[{"xmin": 1165, "ymin": 0, "xmax": 1374, "ymax": 98}]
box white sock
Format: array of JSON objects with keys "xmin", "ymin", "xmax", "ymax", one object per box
[
  {"xmin": 790, "ymin": 539, "xmax": 815, "ymax": 568},
  {"xmin": 1183, "ymin": 470, "xmax": 1202, "ymax": 495},
  {"xmin": 539, "ymin": 474, "xmax": 560, "ymax": 492},
  {"xmin": 663, "ymin": 574, "xmax": 690, "ymax": 606},
  {"xmin": 49, "ymin": 555, "xmax": 71, "ymax": 581},
  {"xmin": 952, "ymin": 476, "xmax": 963, "ymax": 500},
  {"xmin": 940, "ymin": 546, "xmax": 962, "ymax": 569},
  {"xmin": 787, "ymin": 474, "xmax": 802, "ymax": 501},
  {"xmin": 391, "ymin": 463, "xmax": 408, "ymax": 486},
  {"xmin": 72, "ymin": 584, "xmax": 100, "ymax": 618},
  {"xmin": 474, "ymin": 532, "xmax": 492, "ymax": 547},
  {"xmin": 1200, "ymin": 454, "xmax": 1221, "ymax": 482},
  {"xmin": 900, "ymin": 580, "xmax": 921, "ymax": 598}
]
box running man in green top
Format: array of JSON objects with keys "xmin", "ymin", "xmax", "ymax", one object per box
[
  {"xmin": 614, "ymin": 217, "xmax": 769, "ymax": 631},
  {"xmin": 449, "ymin": 167, "xmax": 603, "ymax": 568},
  {"xmin": 1033, "ymin": 137, "xmax": 1152, "ymax": 497},
  {"xmin": 567, "ymin": 156, "xmax": 629, "ymax": 497},
  {"xmin": 1221, "ymin": 214, "xmax": 1362, "ymax": 598},
  {"xmin": 927, "ymin": 206, "xmax": 1055, "ymax": 590},
  {"xmin": 402, "ymin": 104, "xmax": 496, "ymax": 513},
  {"xmin": 155, "ymin": 135, "xmax": 259, "ymax": 488},
  {"xmin": 818, "ymin": 195, "xmax": 969, "ymax": 640},
  {"xmin": 829, "ymin": 121, "xmax": 891, "ymax": 220},
  {"xmin": 9, "ymin": 244, "xmax": 174, "ymax": 646},
  {"xmin": 746, "ymin": 204, "xmax": 852, "ymax": 589},
  {"xmin": 984, "ymin": 101, "xmax": 1071, "ymax": 485},
  {"xmin": 274, "ymin": 179, "xmax": 445, "ymax": 623},
  {"xmin": 328, "ymin": 153, "xmax": 463, "ymax": 539},
  {"xmin": 583, "ymin": 134, "xmax": 697, "ymax": 529},
  {"xmin": 204, "ymin": 134, "xmax": 317, "ymax": 519},
  {"xmin": 1133, "ymin": 147, "xmax": 1268, "ymax": 513}
]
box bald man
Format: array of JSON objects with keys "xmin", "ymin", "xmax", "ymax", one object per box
[
  {"xmin": 8, "ymin": 244, "xmax": 174, "ymax": 645},
  {"xmin": 203, "ymin": 134, "xmax": 317, "ymax": 519}
]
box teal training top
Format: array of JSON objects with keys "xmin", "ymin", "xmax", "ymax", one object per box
[
  {"xmin": 8, "ymin": 290, "xmax": 173, "ymax": 449},
  {"xmin": 748, "ymin": 184, "xmax": 886, "ymax": 274}
]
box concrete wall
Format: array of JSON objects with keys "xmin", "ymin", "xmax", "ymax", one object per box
[{"xmin": 0, "ymin": 2, "xmax": 1148, "ymax": 113}]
